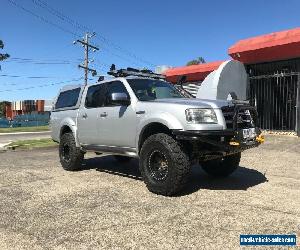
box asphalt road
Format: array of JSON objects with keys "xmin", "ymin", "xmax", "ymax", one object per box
[
  {"xmin": 0, "ymin": 135, "xmax": 299, "ymax": 249},
  {"xmin": 0, "ymin": 131, "xmax": 51, "ymax": 148}
]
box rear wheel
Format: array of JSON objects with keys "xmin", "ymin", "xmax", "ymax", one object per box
[
  {"xmin": 59, "ymin": 132, "xmax": 84, "ymax": 171},
  {"xmin": 200, "ymin": 152, "xmax": 241, "ymax": 177},
  {"xmin": 139, "ymin": 133, "xmax": 191, "ymax": 196}
]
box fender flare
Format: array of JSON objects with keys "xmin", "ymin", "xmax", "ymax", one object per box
[
  {"xmin": 59, "ymin": 118, "xmax": 79, "ymax": 147},
  {"xmin": 136, "ymin": 113, "xmax": 184, "ymax": 150}
]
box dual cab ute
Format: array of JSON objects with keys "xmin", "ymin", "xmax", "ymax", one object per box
[{"xmin": 51, "ymin": 67, "xmax": 264, "ymax": 196}]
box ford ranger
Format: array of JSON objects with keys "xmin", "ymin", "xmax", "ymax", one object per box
[{"xmin": 50, "ymin": 67, "xmax": 264, "ymax": 196}]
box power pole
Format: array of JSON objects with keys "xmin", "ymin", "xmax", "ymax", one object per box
[{"xmin": 75, "ymin": 33, "xmax": 99, "ymax": 85}]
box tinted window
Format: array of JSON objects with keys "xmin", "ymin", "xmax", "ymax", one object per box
[
  {"xmin": 127, "ymin": 79, "xmax": 184, "ymax": 101},
  {"xmin": 55, "ymin": 88, "xmax": 81, "ymax": 109},
  {"xmin": 105, "ymin": 81, "xmax": 129, "ymax": 106},
  {"xmin": 85, "ymin": 83, "xmax": 107, "ymax": 108}
]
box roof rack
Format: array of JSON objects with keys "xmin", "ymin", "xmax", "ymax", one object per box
[{"xmin": 107, "ymin": 64, "xmax": 166, "ymax": 80}]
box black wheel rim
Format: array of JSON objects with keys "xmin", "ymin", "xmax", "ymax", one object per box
[
  {"xmin": 148, "ymin": 150, "xmax": 169, "ymax": 181},
  {"xmin": 62, "ymin": 143, "xmax": 71, "ymax": 162}
]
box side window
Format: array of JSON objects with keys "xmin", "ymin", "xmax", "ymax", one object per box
[
  {"xmin": 105, "ymin": 81, "xmax": 129, "ymax": 106},
  {"xmin": 55, "ymin": 88, "xmax": 81, "ymax": 109},
  {"xmin": 85, "ymin": 83, "xmax": 107, "ymax": 108}
]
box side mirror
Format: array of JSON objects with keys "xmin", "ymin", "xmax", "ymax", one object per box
[{"xmin": 110, "ymin": 92, "xmax": 130, "ymax": 106}]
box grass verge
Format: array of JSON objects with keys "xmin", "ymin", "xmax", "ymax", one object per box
[
  {"xmin": 0, "ymin": 125, "xmax": 50, "ymax": 133},
  {"xmin": 7, "ymin": 138, "xmax": 57, "ymax": 149}
]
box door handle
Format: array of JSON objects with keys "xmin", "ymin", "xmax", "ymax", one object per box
[
  {"xmin": 82, "ymin": 113, "xmax": 88, "ymax": 118},
  {"xmin": 100, "ymin": 112, "xmax": 107, "ymax": 118}
]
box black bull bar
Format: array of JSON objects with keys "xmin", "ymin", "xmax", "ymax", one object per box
[{"xmin": 172, "ymin": 104, "xmax": 265, "ymax": 154}]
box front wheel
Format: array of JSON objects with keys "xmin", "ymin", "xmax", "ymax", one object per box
[
  {"xmin": 59, "ymin": 132, "xmax": 84, "ymax": 171},
  {"xmin": 139, "ymin": 133, "xmax": 191, "ymax": 196},
  {"xmin": 200, "ymin": 152, "xmax": 241, "ymax": 177}
]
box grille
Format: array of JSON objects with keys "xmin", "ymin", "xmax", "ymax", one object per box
[{"xmin": 221, "ymin": 106, "xmax": 257, "ymax": 130}]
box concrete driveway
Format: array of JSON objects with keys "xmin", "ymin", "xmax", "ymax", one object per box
[{"xmin": 0, "ymin": 135, "xmax": 299, "ymax": 249}]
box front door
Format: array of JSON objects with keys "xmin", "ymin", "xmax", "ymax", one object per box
[
  {"xmin": 77, "ymin": 83, "xmax": 107, "ymax": 145},
  {"xmin": 97, "ymin": 81, "xmax": 136, "ymax": 148},
  {"xmin": 77, "ymin": 81, "xmax": 137, "ymax": 148}
]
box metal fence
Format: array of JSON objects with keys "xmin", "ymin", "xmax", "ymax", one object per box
[
  {"xmin": 0, "ymin": 112, "xmax": 50, "ymax": 128},
  {"xmin": 0, "ymin": 118, "xmax": 10, "ymax": 128},
  {"xmin": 12, "ymin": 113, "xmax": 50, "ymax": 127},
  {"xmin": 175, "ymin": 81, "xmax": 202, "ymax": 97},
  {"xmin": 247, "ymin": 58, "xmax": 300, "ymax": 131}
]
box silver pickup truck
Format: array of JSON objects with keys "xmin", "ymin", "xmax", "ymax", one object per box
[{"xmin": 51, "ymin": 68, "xmax": 264, "ymax": 196}]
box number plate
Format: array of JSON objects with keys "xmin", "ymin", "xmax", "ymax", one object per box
[{"xmin": 242, "ymin": 128, "xmax": 256, "ymax": 139}]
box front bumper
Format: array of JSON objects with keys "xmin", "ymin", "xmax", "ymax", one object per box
[
  {"xmin": 172, "ymin": 128, "xmax": 263, "ymax": 152},
  {"xmin": 175, "ymin": 103, "xmax": 264, "ymax": 153}
]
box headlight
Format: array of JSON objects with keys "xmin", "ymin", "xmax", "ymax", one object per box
[{"xmin": 185, "ymin": 108, "xmax": 217, "ymax": 124}]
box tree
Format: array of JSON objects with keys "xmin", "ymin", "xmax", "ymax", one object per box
[
  {"xmin": 186, "ymin": 57, "xmax": 206, "ymax": 66},
  {"xmin": 0, "ymin": 101, "xmax": 10, "ymax": 118},
  {"xmin": 0, "ymin": 40, "xmax": 10, "ymax": 62}
]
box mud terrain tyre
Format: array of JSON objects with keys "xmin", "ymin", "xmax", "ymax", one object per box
[
  {"xmin": 139, "ymin": 133, "xmax": 190, "ymax": 196},
  {"xmin": 114, "ymin": 155, "xmax": 132, "ymax": 163},
  {"xmin": 59, "ymin": 132, "xmax": 84, "ymax": 171},
  {"xmin": 201, "ymin": 152, "xmax": 241, "ymax": 177}
]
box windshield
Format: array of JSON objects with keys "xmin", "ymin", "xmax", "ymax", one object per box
[{"xmin": 127, "ymin": 78, "xmax": 185, "ymax": 101}]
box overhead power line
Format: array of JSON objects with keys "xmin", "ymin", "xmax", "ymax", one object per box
[
  {"xmin": 4, "ymin": 61, "xmax": 73, "ymax": 65},
  {"xmin": 6, "ymin": 0, "xmax": 80, "ymax": 38},
  {"xmin": 0, "ymin": 77, "xmax": 84, "ymax": 92},
  {"xmin": 0, "ymin": 74, "xmax": 74, "ymax": 79},
  {"xmin": 4, "ymin": 57, "xmax": 82, "ymax": 66},
  {"xmin": 30, "ymin": 0, "xmax": 156, "ymax": 67},
  {"xmin": 9, "ymin": 57, "xmax": 78, "ymax": 62},
  {"xmin": 31, "ymin": 0, "xmax": 87, "ymax": 33},
  {"xmin": 5, "ymin": 0, "xmax": 157, "ymax": 93},
  {"xmin": 7, "ymin": 0, "xmax": 153, "ymax": 69},
  {"xmin": 7, "ymin": 0, "xmax": 140, "ymax": 68}
]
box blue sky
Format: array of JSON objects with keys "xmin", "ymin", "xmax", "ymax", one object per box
[{"xmin": 1, "ymin": 0, "xmax": 300, "ymax": 101}]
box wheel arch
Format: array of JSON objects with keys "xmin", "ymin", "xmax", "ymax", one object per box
[
  {"xmin": 60, "ymin": 125, "xmax": 73, "ymax": 137},
  {"xmin": 138, "ymin": 122, "xmax": 172, "ymax": 154},
  {"xmin": 59, "ymin": 122, "xmax": 79, "ymax": 147}
]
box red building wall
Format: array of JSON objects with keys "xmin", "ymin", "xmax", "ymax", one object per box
[
  {"xmin": 5, "ymin": 104, "xmax": 12, "ymax": 120},
  {"xmin": 5, "ymin": 100, "xmax": 46, "ymax": 119},
  {"xmin": 36, "ymin": 100, "xmax": 45, "ymax": 112}
]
